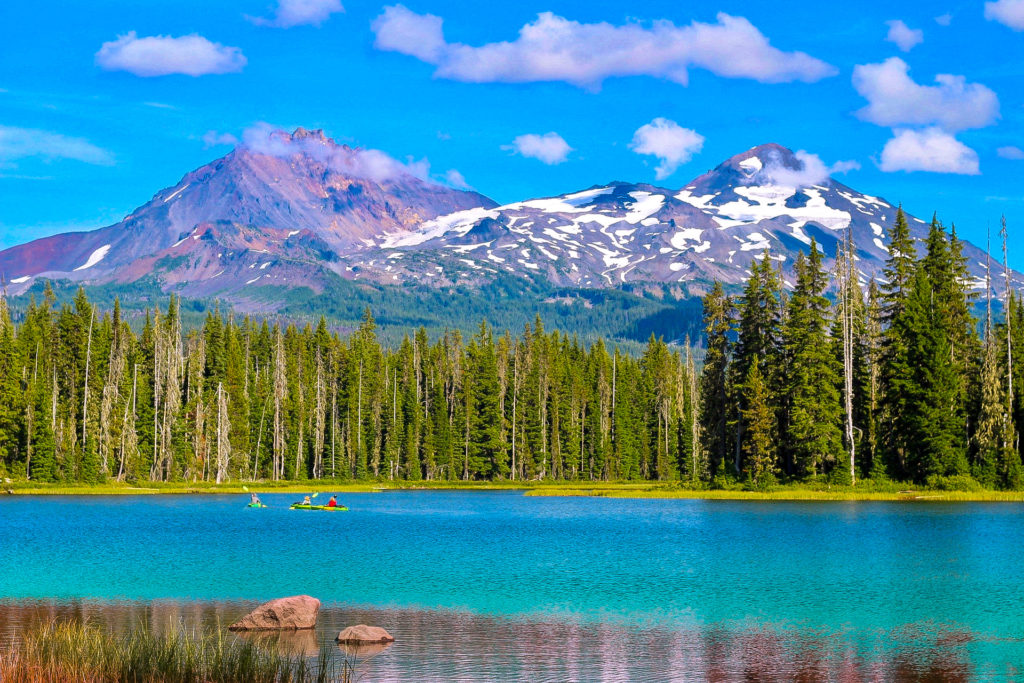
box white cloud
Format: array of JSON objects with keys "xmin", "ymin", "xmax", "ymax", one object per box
[
  {"xmin": 0, "ymin": 125, "xmax": 113, "ymax": 166},
  {"xmin": 852, "ymin": 57, "xmax": 999, "ymax": 131},
  {"xmin": 504, "ymin": 132, "xmax": 572, "ymax": 165},
  {"xmin": 250, "ymin": 0, "xmax": 344, "ymax": 28},
  {"xmin": 96, "ymin": 32, "xmax": 247, "ymax": 77},
  {"xmin": 879, "ymin": 128, "xmax": 979, "ymax": 175},
  {"xmin": 935, "ymin": 13, "xmax": 953, "ymax": 26},
  {"xmin": 372, "ymin": 5, "xmax": 447, "ymax": 63},
  {"xmin": 986, "ymin": 0, "xmax": 1024, "ymax": 30},
  {"xmin": 241, "ymin": 123, "xmax": 433, "ymax": 182},
  {"xmin": 629, "ymin": 118, "xmax": 703, "ymax": 180},
  {"xmin": 998, "ymin": 145, "xmax": 1024, "ymax": 160},
  {"xmin": 203, "ymin": 131, "xmax": 239, "ymax": 148},
  {"xmin": 885, "ymin": 20, "xmax": 923, "ymax": 51},
  {"xmin": 756, "ymin": 149, "xmax": 859, "ymax": 187},
  {"xmin": 372, "ymin": 7, "xmax": 835, "ymax": 89}
]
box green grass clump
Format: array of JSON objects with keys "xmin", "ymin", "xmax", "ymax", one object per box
[{"xmin": 0, "ymin": 620, "xmax": 345, "ymax": 682}]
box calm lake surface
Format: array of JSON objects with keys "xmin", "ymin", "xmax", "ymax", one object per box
[{"xmin": 2, "ymin": 491, "xmax": 1023, "ymax": 680}]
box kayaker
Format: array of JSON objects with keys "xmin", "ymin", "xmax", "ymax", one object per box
[
  {"xmin": 302, "ymin": 495, "xmax": 312, "ymax": 505},
  {"xmin": 327, "ymin": 495, "xmax": 338, "ymax": 508},
  {"xmin": 249, "ymin": 492, "xmax": 262, "ymax": 506}
]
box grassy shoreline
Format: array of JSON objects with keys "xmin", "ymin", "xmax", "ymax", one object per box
[{"xmin": 5, "ymin": 479, "xmax": 1024, "ymax": 501}]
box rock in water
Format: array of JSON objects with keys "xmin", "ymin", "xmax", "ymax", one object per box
[
  {"xmin": 335, "ymin": 624, "xmax": 395, "ymax": 644},
  {"xmin": 228, "ymin": 595, "xmax": 320, "ymax": 631}
]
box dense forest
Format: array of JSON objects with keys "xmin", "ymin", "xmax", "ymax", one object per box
[
  {"xmin": 0, "ymin": 283, "xmax": 700, "ymax": 484},
  {"xmin": 0, "ymin": 208, "xmax": 1021, "ymax": 488}
]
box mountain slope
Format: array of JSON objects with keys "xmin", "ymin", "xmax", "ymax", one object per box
[
  {"xmin": 0, "ymin": 137, "xmax": 1016, "ymax": 312},
  {"xmin": 0, "ymin": 128, "xmax": 494, "ymax": 288}
]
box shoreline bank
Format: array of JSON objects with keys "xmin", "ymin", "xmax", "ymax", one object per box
[{"xmin": 5, "ymin": 480, "xmax": 1024, "ymax": 501}]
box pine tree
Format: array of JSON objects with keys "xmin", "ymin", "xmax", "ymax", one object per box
[
  {"xmin": 879, "ymin": 207, "xmax": 918, "ymax": 478},
  {"xmin": 730, "ymin": 252, "xmax": 782, "ymax": 476},
  {"xmin": 900, "ymin": 268, "xmax": 968, "ymax": 482},
  {"xmin": 782, "ymin": 242, "xmax": 843, "ymax": 480},
  {"xmin": 466, "ymin": 322, "xmax": 506, "ymax": 479},
  {"xmin": 742, "ymin": 357, "xmax": 775, "ymax": 490},
  {"xmin": 698, "ymin": 282, "xmax": 732, "ymax": 479}
]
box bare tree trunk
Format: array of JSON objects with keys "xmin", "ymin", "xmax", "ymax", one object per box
[
  {"xmin": 838, "ymin": 230, "xmax": 857, "ymax": 485},
  {"xmin": 82, "ymin": 309, "xmax": 94, "ymax": 461},
  {"xmin": 273, "ymin": 329, "xmax": 286, "ymax": 481},
  {"xmin": 511, "ymin": 351, "xmax": 518, "ymax": 481},
  {"xmin": 1003, "ymin": 217, "xmax": 1014, "ymax": 408},
  {"xmin": 253, "ymin": 399, "xmax": 267, "ymax": 481},
  {"xmin": 216, "ymin": 382, "xmax": 230, "ymax": 484}
]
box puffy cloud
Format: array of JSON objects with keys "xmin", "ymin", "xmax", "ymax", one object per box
[
  {"xmin": 372, "ymin": 7, "xmax": 835, "ymax": 89},
  {"xmin": 997, "ymin": 145, "xmax": 1024, "ymax": 160},
  {"xmin": 96, "ymin": 32, "xmax": 246, "ymax": 77},
  {"xmin": 852, "ymin": 57, "xmax": 999, "ymax": 131},
  {"xmin": 986, "ymin": 0, "xmax": 1024, "ymax": 30},
  {"xmin": 241, "ymin": 123, "xmax": 433, "ymax": 183},
  {"xmin": 879, "ymin": 128, "xmax": 980, "ymax": 175},
  {"xmin": 372, "ymin": 5, "xmax": 446, "ymax": 63},
  {"xmin": 0, "ymin": 125, "xmax": 113, "ymax": 166},
  {"xmin": 250, "ymin": 0, "xmax": 344, "ymax": 28},
  {"xmin": 202, "ymin": 131, "xmax": 239, "ymax": 148},
  {"xmin": 756, "ymin": 150, "xmax": 859, "ymax": 188},
  {"xmin": 935, "ymin": 13, "xmax": 953, "ymax": 26},
  {"xmin": 885, "ymin": 20, "xmax": 923, "ymax": 51},
  {"xmin": 629, "ymin": 118, "xmax": 703, "ymax": 180},
  {"xmin": 504, "ymin": 132, "xmax": 572, "ymax": 165}
]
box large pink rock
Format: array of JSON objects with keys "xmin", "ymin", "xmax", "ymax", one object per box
[
  {"xmin": 228, "ymin": 595, "xmax": 320, "ymax": 631},
  {"xmin": 335, "ymin": 624, "xmax": 395, "ymax": 644}
]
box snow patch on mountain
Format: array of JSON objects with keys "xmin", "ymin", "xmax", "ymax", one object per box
[{"xmin": 74, "ymin": 244, "xmax": 111, "ymax": 271}]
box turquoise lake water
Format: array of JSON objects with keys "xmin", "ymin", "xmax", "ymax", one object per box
[{"xmin": 2, "ymin": 491, "xmax": 1023, "ymax": 679}]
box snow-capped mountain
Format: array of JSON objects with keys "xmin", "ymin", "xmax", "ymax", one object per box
[
  {"xmin": 350, "ymin": 143, "xmax": 1002, "ymax": 293},
  {"xmin": 0, "ymin": 136, "xmax": 1014, "ymax": 308}
]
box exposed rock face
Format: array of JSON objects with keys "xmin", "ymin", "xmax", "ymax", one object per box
[
  {"xmin": 335, "ymin": 624, "xmax": 395, "ymax": 644},
  {"xmin": 227, "ymin": 595, "xmax": 321, "ymax": 631}
]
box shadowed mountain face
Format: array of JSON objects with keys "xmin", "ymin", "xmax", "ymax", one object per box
[{"xmin": 0, "ymin": 135, "xmax": 1015, "ymax": 310}]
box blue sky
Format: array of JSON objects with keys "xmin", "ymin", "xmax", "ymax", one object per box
[{"xmin": 2, "ymin": 0, "xmax": 1024, "ymax": 264}]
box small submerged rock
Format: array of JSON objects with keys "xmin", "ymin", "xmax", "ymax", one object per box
[
  {"xmin": 335, "ymin": 624, "xmax": 395, "ymax": 644},
  {"xmin": 228, "ymin": 595, "xmax": 320, "ymax": 631}
]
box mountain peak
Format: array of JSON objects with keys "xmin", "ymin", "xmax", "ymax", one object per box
[
  {"xmin": 721, "ymin": 143, "xmax": 800, "ymax": 176},
  {"xmin": 289, "ymin": 127, "xmax": 330, "ymax": 143},
  {"xmin": 685, "ymin": 142, "xmax": 826, "ymax": 194}
]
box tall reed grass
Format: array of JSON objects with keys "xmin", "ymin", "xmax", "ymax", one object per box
[{"xmin": 0, "ymin": 620, "xmax": 350, "ymax": 682}]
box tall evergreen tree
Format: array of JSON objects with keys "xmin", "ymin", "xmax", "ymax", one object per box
[{"xmin": 782, "ymin": 242, "xmax": 843, "ymax": 479}]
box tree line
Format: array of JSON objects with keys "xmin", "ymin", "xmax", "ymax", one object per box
[
  {"xmin": 1, "ymin": 208, "xmax": 1021, "ymax": 489},
  {"xmin": 701, "ymin": 209, "xmax": 1023, "ymax": 488},
  {"xmin": 0, "ymin": 285, "xmax": 701, "ymax": 484}
]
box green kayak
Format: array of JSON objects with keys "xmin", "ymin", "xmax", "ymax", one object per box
[
  {"xmin": 246, "ymin": 503, "xmax": 267, "ymax": 508},
  {"xmin": 289, "ymin": 504, "xmax": 348, "ymax": 511}
]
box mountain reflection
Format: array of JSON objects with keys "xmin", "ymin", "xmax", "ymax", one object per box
[{"xmin": 0, "ymin": 600, "xmax": 986, "ymax": 681}]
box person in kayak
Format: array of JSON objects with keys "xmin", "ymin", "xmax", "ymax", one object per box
[
  {"xmin": 327, "ymin": 495, "xmax": 339, "ymax": 508},
  {"xmin": 249, "ymin": 492, "xmax": 262, "ymax": 506},
  {"xmin": 302, "ymin": 495, "xmax": 312, "ymax": 505}
]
